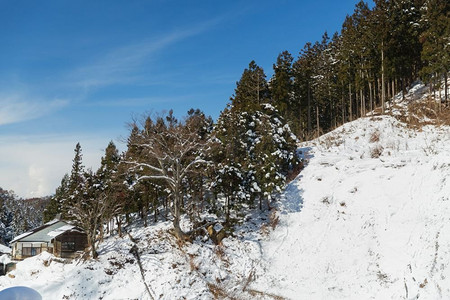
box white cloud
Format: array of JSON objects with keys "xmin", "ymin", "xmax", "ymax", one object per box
[
  {"xmin": 0, "ymin": 94, "xmax": 68, "ymax": 126},
  {"xmin": 0, "ymin": 134, "xmax": 118, "ymax": 198},
  {"xmin": 69, "ymin": 17, "xmax": 224, "ymax": 90}
]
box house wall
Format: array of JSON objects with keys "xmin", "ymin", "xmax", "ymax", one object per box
[
  {"xmin": 12, "ymin": 242, "xmax": 51, "ymax": 260},
  {"xmin": 54, "ymin": 232, "xmax": 87, "ymax": 259}
]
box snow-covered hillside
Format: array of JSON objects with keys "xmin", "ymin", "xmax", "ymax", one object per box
[
  {"xmin": 255, "ymin": 114, "xmax": 450, "ymax": 299},
  {"xmin": 1, "ymin": 83, "xmax": 450, "ymax": 299}
]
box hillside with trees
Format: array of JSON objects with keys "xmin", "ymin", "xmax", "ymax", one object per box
[
  {"xmin": 0, "ymin": 0, "xmax": 446, "ymax": 255},
  {"xmin": 0, "ymin": 188, "xmax": 48, "ymax": 246}
]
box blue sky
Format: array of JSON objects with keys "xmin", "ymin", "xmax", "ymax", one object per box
[{"xmin": 0, "ymin": 0, "xmax": 369, "ymax": 197}]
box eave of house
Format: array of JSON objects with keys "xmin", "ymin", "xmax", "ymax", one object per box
[{"xmin": 10, "ymin": 220, "xmax": 70, "ymax": 244}]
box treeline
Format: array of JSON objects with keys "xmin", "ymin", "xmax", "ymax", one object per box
[
  {"xmin": 44, "ymin": 106, "xmax": 299, "ymax": 256},
  {"xmin": 42, "ymin": 0, "xmax": 448, "ymax": 255},
  {"xmin": 271, "ymin": 0, "xmax": 449, "ymax": 139}
]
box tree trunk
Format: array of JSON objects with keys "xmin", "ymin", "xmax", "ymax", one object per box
[
  {"xmin": 391, "ymin": 79, "xmax": 395, "ymax": 103},
  {"xmin": 316, "ymin": 104, "xmax": 320, "ymax": 138},
  {"xmin": 349, "ymin": 83, "xmax": 353, "ymax": 121},
  {"xmin": 173, "ymin": 217, "xmax": 190, "ymax": 241},
  {"xmin": 307, "ymin": 81, "xmax": 312, "ymax": 134},
  {"xmin": 356, "ymin": 91, "xmax": 360, "ymax": 119},
  {"xmin": 369, "ymin": 78, "xmax": 373, "ymax": 116},
  {"xmin": 341, "ymin": 91, "xmax": 345, "ymax": 125},
  {"xmin": 88, "ymin": 234, "xmax": 98, "ymax": 259},
  {"xmin": 439, "ymin": 77, "xmax": 442, "ymax": 113},
  {"xmin": 381, "ymin": 43, "xmax": 385, "ymax": 114},
  {"xmin": 172, "ymin": 184, "xmax": 190, "ymax": 241},
  {"xmin": 360, "ymin": 89, "xmax": 365, "ymax": 117},
  {"xmin": 115, "ymin": 215, "xmax": 122, "ymax": 238},
  {"xmin": 154, "ymin": 189, "xmax": 158, "ymax": 223},
  {"xmin": 225, "ymin": 194, "xmax": 230, "ymax": 223},
  {"xmin": 99, "ymin": 225, "xmax": 104, "ymax": 243},
  {"xmin": 444, "ymin": 71, "xmax": 448, "ymax": 104}
]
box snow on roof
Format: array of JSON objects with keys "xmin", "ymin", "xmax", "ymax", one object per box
[
  {"xmin": 0, "ymin": 254, "xmax": 11, "ymax": 265},
  {"xmin": 9, "ymin": 231, "xmax": 34, "ymax": 244},
  {"xmin": 44, "ymin": 219, "xmax": 60, "ymax": 226},
  {"xmin": 47, "ymin": 225, "xmax": 76, "ymax": 238},
  {"xmin": 0, "ymin": 244, "xmax": 11, "ymax": 254},
  {"xmin": 10, "ymin": 221, "xmax": 70, "ymax": 243}
]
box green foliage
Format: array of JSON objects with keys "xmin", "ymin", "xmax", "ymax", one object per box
[{"xmin": 231, "ymin": 61, "xmax": 270, "ymax": 112}]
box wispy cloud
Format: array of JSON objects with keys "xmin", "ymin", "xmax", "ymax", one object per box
[
  {"xmin": 70, "ymin": 17, "xmax": 225, "ymax": 90},
  {"xmin": 0, "ymin": 94, "xmax": 69, "ymax": 126},
  {"xmin": 87, "ymin": 94, "xmax": 195, "ymax": 107}
]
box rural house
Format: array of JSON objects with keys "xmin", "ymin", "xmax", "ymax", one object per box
[{"xmin": 10, "ymin": 219, "xmax": 87, "ymax": 260}]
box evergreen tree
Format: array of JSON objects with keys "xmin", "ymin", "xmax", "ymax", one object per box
[
  {"xmin": 270, "ymin": 51, "xmax": 294, "ymax": 126},
  {"xmin": 231, "ymin": 60, "xmax": 270, "ymax": 112},
  {"xmin": 63, "ymin": 143, "xmax": 86, "ymax": 220},
  {"xmin": 420, "ymin": 0, "xmax": 450, "ymax": 101},
  {"xmin": 215, "ymin": 61, "xmax": 299, "ymax": 218},
  {"xmin": 43, "ymin": 174, "xmax": 70, "ymax": 222},
  {"xmin": 0, "ymin": 188, "xmax": 14, "ymax": 244}
]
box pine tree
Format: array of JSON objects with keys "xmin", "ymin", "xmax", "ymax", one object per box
[
  {"xmin": 420, "ymin": 0, "xmax": 450, "ymax": 102},
  {"xmin": 270, "ymin": 51, "xmax": 294, "ymax": 126},
  {"xmin": 0, "ymin": 188, "xmax": 14, "ymax": 244},
  {"xmin": 43, "ymin": 174, "xmax": 70, "ymax": 222},
  {"xmin": 231, "ymin": 61, "xmax": 270, "ymax": 112},
  {"xmin": 62, "ymin": 143, "xmax": 86, "ymax": 220}
]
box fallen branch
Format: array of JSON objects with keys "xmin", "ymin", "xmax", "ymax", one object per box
[{"xmin": 128, "ymin": 233, "xmax": 156, "ymax": 300}]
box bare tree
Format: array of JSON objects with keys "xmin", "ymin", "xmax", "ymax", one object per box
[{"xmin": 124, "ymin": 110, "xmax": 211, "ymax": 241}]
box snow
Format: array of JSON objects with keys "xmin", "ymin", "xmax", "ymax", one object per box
[
  {"xmin": 0, "ymin": 244, "xmax": 11, "ymax": 254},
  {"xmin": 254, "ymin": 113, "xmax": 450, "ymax": 299},
  {"xmin": 9, "ymin": 232, "xmax": 33, "ymax": 244},
  {"xmin": 44, "ymin": 219, "xmax": 60, "ymax": 226},
  {"xmin": 0, "ymin": 254, "xmax": 11, "ymax": 266},
  {"xmin": 1, "ymin": 82, "xmax": 450, "ymax": 299},
  {"xmin": 46, "ymin": 225, "xmax": 76, "ymax": 238}
]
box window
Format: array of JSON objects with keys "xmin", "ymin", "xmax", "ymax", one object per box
[
  {"xmin": 22, "ymin": 246, "xmax": 41, "ymax": 257},
  {"xmin": 61, "ymin": 241, "xmax": 75, "ymax": 251}
]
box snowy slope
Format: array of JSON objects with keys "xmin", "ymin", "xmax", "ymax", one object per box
[
  {"xmin": 256, "ymin": 114, "xmax": 450, "ymax": 299},
  {"xmin": 0, "ymin": 218, "xmax": 269, "ymax": 300}
]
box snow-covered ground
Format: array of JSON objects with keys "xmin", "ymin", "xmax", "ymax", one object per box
[
  {"xmin": 1, "ymin": 82, "xmax": 450, "ymax": 299},
  {"xmin": 255, "ymin": 115, "xmax": 450, "ymax": 299},
  {"xmin": 0, "ymin": 218, "xmax": 268, "ymax": 299}
]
